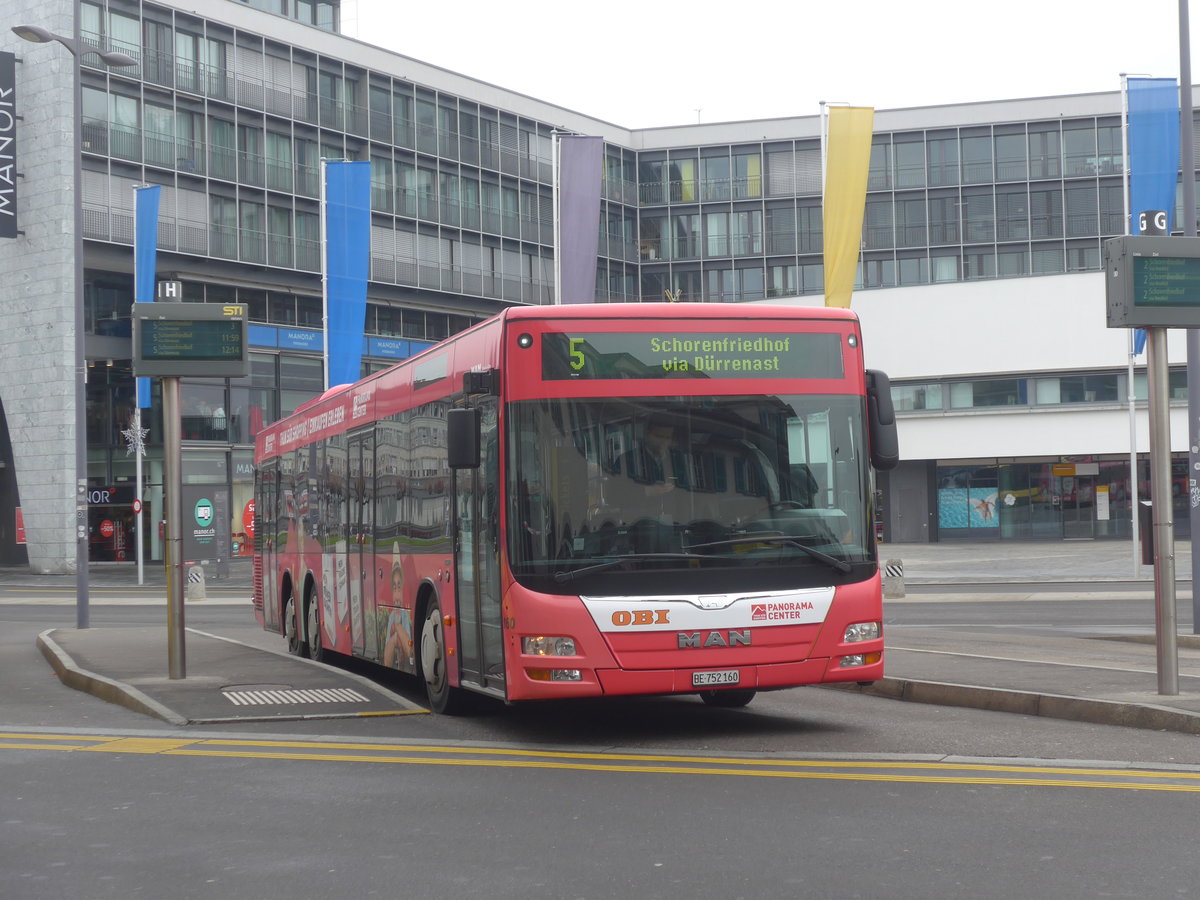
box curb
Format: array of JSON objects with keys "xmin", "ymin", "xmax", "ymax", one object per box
[
  {"xmin": 834, "ymin": 677, "xmax": 1200, "ymax": 736},
  {"xmin": 37, "ymin": 629, "xmax": 188, "ymax": 726}
]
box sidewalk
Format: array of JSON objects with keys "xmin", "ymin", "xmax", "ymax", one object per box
[{"xmin": 19, "ymin": 540, "xmax": 1200, "ymax": 733}]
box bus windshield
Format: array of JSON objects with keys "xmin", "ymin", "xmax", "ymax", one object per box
[{"xmin": 507, "ymin": 393, "xmax": 873, "ymax": 593}]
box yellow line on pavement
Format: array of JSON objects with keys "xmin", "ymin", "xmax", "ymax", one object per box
[
  {"xmin": 153, "ymin": 748, "xmax": 1200, "ymax": 791},
  {"xmin": 4, "ymin": 732, "xmax": 1200, "ymax": 792},
  {"xmin": 190, "ymin": 737, "xmax": 1200, "ymax": 781}
]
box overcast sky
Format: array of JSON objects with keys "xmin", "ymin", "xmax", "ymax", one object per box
[{"xmin": 340, "ymin": 0, "xmax": 1200, "ymax": 129}]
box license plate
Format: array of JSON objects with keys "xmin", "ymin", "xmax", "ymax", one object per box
[{"xmin": 692, "ymin": 669, "xmax": 740, "ymax": 687}]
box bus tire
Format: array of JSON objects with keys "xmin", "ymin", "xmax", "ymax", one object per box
[
  {"xmin": 698, "ymin": 689, "xmax": 756, "ymax": 708},
  {"xmin": 284, "ymin": 594, "xmax": 305, "ymax": 656},
  {"xmin": 305, "ymin": 589, "xmax": 326, "ymax": 663},
  {"xmin": 419, "ymin": 596, "xmax": 467, "ymax": 714}
]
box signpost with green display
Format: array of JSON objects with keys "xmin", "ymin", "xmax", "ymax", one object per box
[
  {"xmin": 132, "ymin": 302, "xmax": 248, "ymax": 679},
  {"xmin": 1104, "ymin": 233, "xmax": 1200, "ymax": 695}
]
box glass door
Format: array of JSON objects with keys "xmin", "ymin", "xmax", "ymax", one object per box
[
  {"xmin": 347, "ymin": 432, "xmax": 375, "ymax": 659},
  {"xmin": 453, "ymin": 398, "xmax": 504, "ymax": 692},
  {"xmin": 1058, "ymin": 474, "xmax": 1095, "ymax": 539}
]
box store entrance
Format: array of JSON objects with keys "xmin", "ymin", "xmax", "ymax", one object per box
[
  {"xmin": 88, "ymin": 506, "xmax": 136, "ymax": 561},
  {"xmin": 1057, "ymin": 474, "xmax": 1095, "ymax": 540}
]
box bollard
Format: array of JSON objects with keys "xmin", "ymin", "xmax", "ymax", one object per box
[
  {"xmin": 882, "ymin": 558, "xmax": 905, "ymax": 599},
  {"xmin": 186, "ymin": 564, "xmax": 207, "ymax": 601}
]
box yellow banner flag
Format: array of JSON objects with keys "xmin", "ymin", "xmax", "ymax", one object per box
[{"xmin": 822, "ymin": 106, "xmax": 874, "ymax": 308}]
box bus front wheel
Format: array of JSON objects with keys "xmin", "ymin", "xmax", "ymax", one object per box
[
  {"xmin": 420, "ymin": 598, "xmax": 467, "ymax": 714},
  {"xmin": 699, "ymin": 689, "xmax": 756, "ymax": 708}
]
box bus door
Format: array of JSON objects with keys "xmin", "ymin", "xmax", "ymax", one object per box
[
  {"xmin": 454, "ymin": 397, "xmax": 504, "ymax": 693},
  {"xmin": 347, "ymin": 431, "xmax": 376, "ymax": 659},
  {"xmin": 258, "ymin": 460, "xmax": 281, "ymax": 632}
]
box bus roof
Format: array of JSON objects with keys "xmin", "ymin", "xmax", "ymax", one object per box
[{"xmin": 500, "ymin": 302, "xmax": 857, "ymax": 322}]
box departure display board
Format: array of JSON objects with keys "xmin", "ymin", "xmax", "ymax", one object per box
[
  {"xmin": 132, "ymin": 302, "xmax": 249, "ymax": 377},
  {"xmin": 1106, "ymin": 236, "xmax": 1200, "ymax": 327},
  {"xmin": 541, "ymin": 331, "xmax": 845, "ymax": 380}
]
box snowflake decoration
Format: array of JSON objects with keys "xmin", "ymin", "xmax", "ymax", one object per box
[{"xmin": 121, "ymin": 418, "xmax": 148, "ymax": 457}]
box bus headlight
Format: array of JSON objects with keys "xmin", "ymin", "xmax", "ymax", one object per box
[
  {"xmin": 844, "ymin": 622, "xmax": 880, "ymax": 643},
  {"xmin": 522, "ymin": 636, "xmax": 577, "ymax": 656},
  {"xmin": 528, "ymin": 668, "xmax": 583, "ymax": 682}
]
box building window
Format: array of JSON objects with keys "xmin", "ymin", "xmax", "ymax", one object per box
[{"xmin": 950, "ymin": 379, "xmax": 1027, "ymax": 408}]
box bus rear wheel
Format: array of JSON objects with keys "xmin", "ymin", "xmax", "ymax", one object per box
[
  {"xmin": 305, "ymin": 593, "xmax": 326, "ymax": 663},
  {"xmin": 420, "ymin": 598, "xmax": 468, "ymax": 714},
  {"xmin": 698, "ymin": 689, "xmax": 756, "ymax": 708},
  {"xmin": 284, "ymin": 595, "xmax": 304, "ymax": 656}
]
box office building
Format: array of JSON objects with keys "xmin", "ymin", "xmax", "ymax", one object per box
[{"xmin": 0, "ymin": 0, "xmax": 1190, "ymax": 569}]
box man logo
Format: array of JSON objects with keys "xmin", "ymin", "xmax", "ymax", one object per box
[{"xmin": 677, "ymin": 630, "xmax": 752, "ymax": 649}]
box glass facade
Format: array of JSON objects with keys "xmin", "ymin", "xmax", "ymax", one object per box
[
  {"xmin": 936, "ymin": 458, "xmax": 1190, "ymax": 542},
  {"xmin": 35, "ymin": 0, "xmax": 1196, "ymax": 563}
]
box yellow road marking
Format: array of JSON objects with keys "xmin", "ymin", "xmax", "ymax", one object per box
[
  {"xmin": 78, "ymin": 737, "xmax": 200, "ymax": 754},
  {"xmin": 3, "ymin": 732, "xmax": 1199, "ymax": 792}
]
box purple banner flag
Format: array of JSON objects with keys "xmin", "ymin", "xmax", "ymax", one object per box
[
  {"xmin": 134, "ymin": 184, "xmax": 160, "ymax": 407},
  {"xmin": 557, "ymin": 135, "xmax": 603, "ymax": 304}
]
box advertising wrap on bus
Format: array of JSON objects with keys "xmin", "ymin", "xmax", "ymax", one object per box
[{"xmin": 253, "ymin": 303, "xmax": 897, "ymax": 713}]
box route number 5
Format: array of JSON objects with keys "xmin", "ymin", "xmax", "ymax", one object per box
[{"xmin": 569, "ymin": 338, "xmax": 586, "ymax": 371}]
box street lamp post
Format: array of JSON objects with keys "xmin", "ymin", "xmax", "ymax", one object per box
[{"xmin": 12, "ymin": 19, "xmax": 136, "ymax": 629}]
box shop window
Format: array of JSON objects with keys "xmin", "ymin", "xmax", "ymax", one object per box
[{"xmin": 937, "ymin": 465, "xmax": 1000, "ymax": 531}]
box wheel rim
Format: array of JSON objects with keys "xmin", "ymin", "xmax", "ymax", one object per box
[
  {"xmin": 421, "ymin": 608, "xmax": 446, "ymax": 692},
  {"xmin": 306, "ymin": 598, "xmax": 321, "ymax": 659},
  {"xmin": 284, "ymin": 597, "xmax": 299, "ymax": 651}
]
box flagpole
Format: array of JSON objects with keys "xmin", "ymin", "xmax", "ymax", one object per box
[
  {"xmin": 1178, "ymin": 0, "xmax": 1199, "ymax": 634},
  {"xmin": 1121, "ymin": 73, "xmax": 1142, "ymax": 577},
  {"xmin": 134, "ymin": 407, "xmax": 143, "ymax": 585},
  {"xmin": 551, "ymin": 130, "xmax": 561, "ymax": 305}
]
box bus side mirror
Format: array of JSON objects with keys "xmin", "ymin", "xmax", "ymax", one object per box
[
  {"xmin": 447, "ymin": 407, "xmax": 481, "ymax": 469},
  {"xmin": 866, "ymin": 369, "xmax": 899, "ymax": 471}
]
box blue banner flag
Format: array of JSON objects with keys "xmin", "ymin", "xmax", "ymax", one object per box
[
  {"xmin": 557, "ymin": 135, "xmax": 603, "ymax": 303},
  {"xmin": 1127, "ymin": 77, "xmax": 1179, "ymax": 235},
  {"xmin": 324, "ymin": 160, "xmax": 371, "ymax": 388},
  {"xmin": 134, "ymin": 185, "xmax": 160, "ymax": 407}
]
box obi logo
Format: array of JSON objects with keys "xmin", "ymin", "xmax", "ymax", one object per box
[
  {"xmin": 194, "ymin": 499, "xmax": 214, "ymax": 527},
  {"xmin": 751, "ymin": 604, "xmax": 767, "ymax": 621},
  {"xmin": 611, "ymin": 609, "xmax": 670, "ymax": 627}
]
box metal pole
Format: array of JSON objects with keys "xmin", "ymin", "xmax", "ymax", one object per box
[
  {"xmin": 319, "ymin": 157, "xmax": 329, "ymax": 390},
  {"xmin": 1128, "ymin": 331, "xmax": 1142, "ymax": 577},
  {"xmin": 71, "ymin": 8, "xmax": 89, "ymax": 629},
  {"xmin": 1179, "ymin": 0, "xmax": 1200, "ymax": 635},
  {"xmin": 1120, "ymin": 74, "xmax": 1143, "ymax": 577},
  {"xmin": 135, "ymin": 407, "xmax": 143, "ymax": 586},
  {"xmin": 1147, "ymin": 327, "xmax": 1179, "ymax": 694},
  {"xmin": 551, "ymin": 131, "xmax": 561, "ymax": 304},
  {"xmin": 163, "ymin": 376, "xmax": 185, "ymax": 679}
]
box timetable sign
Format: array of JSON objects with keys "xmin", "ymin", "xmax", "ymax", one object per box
[
  {"xmin": 1105, "ymin": 236, "xmax": 1200, "ymax": 328},
  {"xmin": 132, "ymin": 302, "xmax": 249, "ymax": 377}
]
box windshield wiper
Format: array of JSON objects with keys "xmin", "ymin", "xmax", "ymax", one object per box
[
  {"xmin": 682, "ymin": 534, "xmax": 852, "ymax": 574},
  {"xmin": 553, "ymin": 553, "xmax": 702, "ymax": 583}
]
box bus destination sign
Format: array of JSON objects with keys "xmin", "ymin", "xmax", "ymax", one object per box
[
  {"xmin": 541, "ymin": 331, "xmax": 845, "ymax": 381},
  {"xmin": 132, "ymin": 302, "xmax": 250, "ymax": 377}
]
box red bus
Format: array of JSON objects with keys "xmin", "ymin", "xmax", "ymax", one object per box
[{"xmin": 253, "ymin": 303, "xmax": 898, "ymax": 713}]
